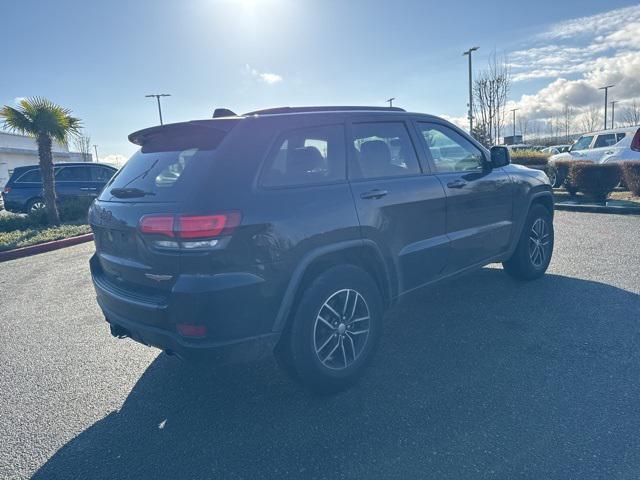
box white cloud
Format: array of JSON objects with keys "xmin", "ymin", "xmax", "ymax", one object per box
[
  {"xmin": 99, "ymin": 154, "xmax": 127, "ymax": 167},
  {"xmin": 505, "ymin": 5, "xmax": 640, "ymax": 129},
  {"xmin": 439, "ymin": 114, "xmax": 469, "ymax": 130},
  {"xmin": 245, "ymin": 64, "xmax": 283, "ymax": 85}
]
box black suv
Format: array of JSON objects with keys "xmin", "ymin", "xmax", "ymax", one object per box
[{"xmin": 89, "ymin": 106, "xmax": 554, "ymax": 392}]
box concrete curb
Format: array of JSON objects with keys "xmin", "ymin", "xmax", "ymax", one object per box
[
  {"xmin": 0, "ymin": 233, "xmax": 94, "ymax": 262},
  {"xmin": 555, "ymin": 203, "xmax": 640, "ymax": 215}
]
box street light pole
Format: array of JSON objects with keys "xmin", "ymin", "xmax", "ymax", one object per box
[
  {"xmin": 610, "ymin": 101, "xmax": 617, "ymax": 129},
  {"xmin": 145, "ymin": 93, "xmax": 171, "ymax": 125},
  {"xmin": 93, "ymin": 145, "xmax": 99, "ymax": 163},
  {"xmin": 599, "ymin": 85, "xmax": 614, "ymax": 130},
  {"xmin": 510, "ymin": 108, "xmax": 519, "ymax": 143},
  {"xmin": 386, "ymin": 97, "xmax": 395, "ymax": 108},
  {"xmin": 463, "ymin": 46, "xmax": 479, "ymax": 135}
]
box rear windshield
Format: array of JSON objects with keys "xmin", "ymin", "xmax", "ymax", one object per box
[{"xmin": 99, "ymin": 125, "xmax": 232, "ymax": 202}]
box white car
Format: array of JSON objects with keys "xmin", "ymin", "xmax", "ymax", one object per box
[
  {"xmin": 547, "ymin": 126, "xmax": 640, "ymax": 186},
  {"xmin": 541, "ymin": 145, "xmax": 571, "ymax": 155}
]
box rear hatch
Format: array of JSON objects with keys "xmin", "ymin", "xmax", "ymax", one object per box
[{"xmin": 90, "ymin": 120, "xmax": 240, "ymax": 297}]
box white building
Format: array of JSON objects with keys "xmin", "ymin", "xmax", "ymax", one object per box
[{"xmin": 0, "ymin": 131, "xmax": 91, "ymax": 187}]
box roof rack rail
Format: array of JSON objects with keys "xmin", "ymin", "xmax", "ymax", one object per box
[{"xmin": 243, "ymin": 106, "xmax": 406, "ymax": 116}]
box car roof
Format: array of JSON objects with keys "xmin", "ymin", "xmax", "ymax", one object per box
[
  {"xmin": 580, "ymin": 126, "xmax": 639, "ymax": 136},
  {"xmin": 13, "ymin": 162, "xmax": 116, "ymax": 171},
  {"xmin": 129, "ymin": 107, "xmax": 455, "ymax": 145}
]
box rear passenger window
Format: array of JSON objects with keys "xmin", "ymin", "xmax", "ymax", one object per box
[
  {"xmin": 56, "ymin": 166, "xmax": 90, "ymax": 181},
  {"xmin": 91, "ymin": 166, "xmax": 116, "ymax": 182},
  {"xmin": 16, "ymin": 169, "xmax": 41, "ymax": 183},
  {"xmin": 261, "ymin": 125, "xmax": 346, "ymax": 187},
  {"xmin": 594, "ymin": 134, "xmax": 617, "ymax": 148},
  {"xmin": 350, "ymin": 122, "xmax": 420, "ymax": 179}
]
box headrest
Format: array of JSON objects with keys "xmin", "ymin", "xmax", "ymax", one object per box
[
  {"xmin": 360, "ymin": 140, "xmax": 391, "ymax": 166},
  {"xmin": 287, "ymin": 146, "xmax": 324, "ymax": 176}
]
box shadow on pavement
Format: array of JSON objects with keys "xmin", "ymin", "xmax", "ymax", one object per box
[{"xmin": 33, "ymin": 268, "xmax": 640, "ymax": 479}]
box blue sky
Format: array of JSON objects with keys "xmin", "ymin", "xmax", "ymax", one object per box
[{"xmin": 2, "ymin": 0, "xmax": 639, "ymax": 160}]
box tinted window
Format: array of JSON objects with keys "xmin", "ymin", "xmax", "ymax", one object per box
[
  {"xmin": 261, "ymin": 124, "xmax": 346, "ymax": 187},
  {"xmin": 594, "ymin": 134, "xmax": 617, "ymax": 148},
  {"xmin": 350, "ymin": 122, "xmax": 420, "ymax": 179},
  {"xmin": 417, "ymin": 123, "xmax": 484, "ymax": 173},
  {"xmin": 572, "ymin": 136, "xmax": 593, "ymax": 150},
  {"xmin": 99, "ymin": 125, "xmax": 231, "ymax": 202},
  {"xmin": 16, "ymin": 169, "xmax": 41, "ymax": 183},
  {"xmin": 616, "ymin": 132, "xmax": 626, "ymax": 143},
  {"xmin": 56, "ymin": 166, "xmax": 91, "ymax": 181},
  {"xmin": 91, "ymin": 166, "xmax": 116, "ymax": 182}
]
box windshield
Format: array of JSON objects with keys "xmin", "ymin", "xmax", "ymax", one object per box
[{"xmin": 571, "ymin": 136, "xmax": 593, "ymax": 151}]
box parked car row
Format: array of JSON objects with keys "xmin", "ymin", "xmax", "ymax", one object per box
[
  {"xmin": 1, "ymin": 162, "xmax": 118, "ymax": 213},
  {"xmin": 547, "ymin": 126, "xmax": 640, "ymax": 187}
]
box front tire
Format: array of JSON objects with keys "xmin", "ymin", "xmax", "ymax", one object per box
[
  {"xmin": 503, "ymin": 204, "xmax": 554, "ymax": 281},
  {"xmin": 276, "ymin": 265, "xmax": 383, "ymax": 394}
]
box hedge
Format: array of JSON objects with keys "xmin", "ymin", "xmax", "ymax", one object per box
[
  {"xmin": 0, "ymin": 197, "xmax": 93, "ymax": 233},
  {"xmin": 509, "ymin": 150, "xmax": 550, "ymax": 166},
  {"xmin": 620, "ymin": 162, "xmax": 640, "ymax": 196},
  {"xmin": 566, "ymin": 162, "xmax": 621, "ymax": 201}
]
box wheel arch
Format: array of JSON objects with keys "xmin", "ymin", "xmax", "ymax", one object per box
[
  {"xmin": 271, "ymin": 240, "xmax": 394, "ymax": 334},
  {"xmin": 506, "ymin": 187, "xmax": 554, "ymax": 259}
]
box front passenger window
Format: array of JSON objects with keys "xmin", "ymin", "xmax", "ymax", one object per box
[{"xmin": 417, "ymin": 123, "xmax": 484, "ymax": 173}]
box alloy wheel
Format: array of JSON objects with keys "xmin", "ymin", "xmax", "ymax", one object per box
[
  {"xmin": 30, "ymin": 201, "xmax": 45, "ymax": 212},
  {"xmin": 529, "ymin": 218, "xmax": 551, "ymax": 268},
  {"xmin": 313, "ymin": 289, "xmax": 370, "ymax": 371}
]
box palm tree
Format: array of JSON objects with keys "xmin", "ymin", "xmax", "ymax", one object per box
[{"xmin": 0, "ymin": 97, "xmax": 81, "ymax": 225}]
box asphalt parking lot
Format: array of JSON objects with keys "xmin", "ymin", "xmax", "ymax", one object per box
[{"xmin": 0, "ymin": 211, "xmax": 639, "ymax": 479}]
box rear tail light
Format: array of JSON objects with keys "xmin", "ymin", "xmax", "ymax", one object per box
[
  {"xmin": 140, "ymin": 215, "xmax": 175, "ymax": 237},
  {"xmin": 631, "ymin": 128, "xmax": 640, "ymax": 152},
  {"xmin": 139, "ymin": 211, "xmax": 241, "ymax": 250}
]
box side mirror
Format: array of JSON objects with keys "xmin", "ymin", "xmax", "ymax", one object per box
[{"xmin": 489, "ymin": 146, "xmax": 510, "ymax": 168}]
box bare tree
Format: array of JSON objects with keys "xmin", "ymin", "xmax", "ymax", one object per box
[
  {"xmin": 580, "ymin": 105, "xmax": 602, "ymax": 133},
  {"xmin": 518, "ymin": 115, "xmax": 530, "ymax": 143},
  {"xmin": 73, "ymin": 131, "xmax": 92, "ymax": 162},
  {"xmin": 622, "ymin": 99, "xmax": 640, "ymax": 126},
  {"xmin": 473, "ymin": 53, "xmax": 511, "ymax": 146},
  {"xmin": 562, "ymin": 105, "xmax": 574, "ymax": 143}
]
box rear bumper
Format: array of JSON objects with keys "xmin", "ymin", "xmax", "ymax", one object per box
[
  {"xmin": 90, "ymin": 253, "xmax": 283, "ymax": 364},
  {"xmin": 101, "ymin": 304, "xmax": 279, "ymax": 363}
]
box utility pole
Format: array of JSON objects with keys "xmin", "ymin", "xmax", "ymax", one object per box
[
  {"xmin": 93, "ymin": 145, "xmax": 99, "ymax": 163},
  {"xmin": 463, "ymin": 46, "xmax": 479, "ymax": 135},
  {"xmin": 386, "ymin": 97, "xmax": 395, "ymax": 108},
  {"xmin": 599, "ymin": 85, "xmax": 614, "ymax": 130},
  {"xmin": 510, "ymin": 108, "xmax": 519, "ymax": 143},
  {"xmin": 145, "ymin": 93, "xmax": 171, "ymax": 125},
  {"xmin": 610, "ymin": 100, "xmax": 618, "ymax": 129}
]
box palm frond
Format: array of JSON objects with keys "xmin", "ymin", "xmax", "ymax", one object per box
[
  {"xmin": 1, "ymin": 97, "xmax": 83, "ymax": 143},
  {"xmin": 0, "ymin": 105, "xmax": 35, "ymax": 136}
]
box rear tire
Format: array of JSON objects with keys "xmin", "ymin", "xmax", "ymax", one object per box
[
  {"xmin": 503, "ymin": 204, "xmax": 554, "ymax": 281},
  {"xmin": 27, "ymin": 198, "xmax": 45, "ymax": 213},
  {"xmin": 276, "ymin": 265, "xmax": 383, "ymax": 394}
]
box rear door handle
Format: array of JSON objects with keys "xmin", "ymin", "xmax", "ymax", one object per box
[
  {"xmin": 446, "ymin": 179, "xmax": 467, "ymax": 189},
  {"xmin": 360, "ymin": 189, "xmax": 388, "ymax": 200}
]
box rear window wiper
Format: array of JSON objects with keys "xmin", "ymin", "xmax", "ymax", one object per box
[{"xmin": 110, "ymin": 187, "xmax": 156, "ymax": 198}]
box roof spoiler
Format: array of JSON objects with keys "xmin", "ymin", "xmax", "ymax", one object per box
[{"xmin": 212, "ymin": 108, "xmax": 237, "ymax": 118}]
